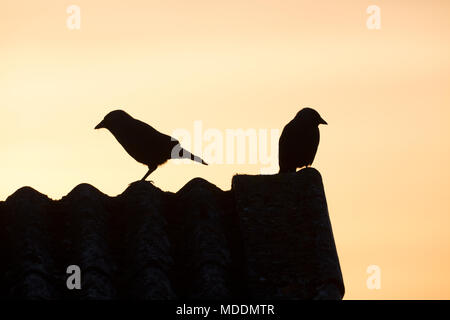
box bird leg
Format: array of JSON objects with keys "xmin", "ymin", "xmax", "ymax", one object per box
[{"xmin": 141, "ymin": 165, "xmax": 157, "ymax": 181}]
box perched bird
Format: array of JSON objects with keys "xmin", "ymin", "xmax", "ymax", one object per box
[
  {"xmin": 278, "ymin": 108, "xmax": 327, "ymax": 173},
  {"xmin": 95, "ymin": 110, "xmax": 207, "ymax": 181}
]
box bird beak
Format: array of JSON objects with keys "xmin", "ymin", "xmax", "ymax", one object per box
[
  {"xmin": 320, "ymin": 118, "xmax": 328, "ymax": 125},
  {"xmin": 95, "ymin": 120, "xmax": 105, "ymax": 129}
]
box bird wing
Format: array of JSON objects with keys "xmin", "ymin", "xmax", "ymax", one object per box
[
  {"xmin": 279, "ymin": 119, "xmax": 319, "ymax": 169},
  {"xmin": 132, "ymin": 119, "xmax": 178, "ymax": 161},
  {"xmin": 279, "ymin": 121, "xmax": 297, "ymax": 167}
]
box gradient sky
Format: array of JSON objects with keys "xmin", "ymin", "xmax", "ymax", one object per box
[{"xmin": 2, "ymin": 0, "xmax": 450, "ymax": 299}]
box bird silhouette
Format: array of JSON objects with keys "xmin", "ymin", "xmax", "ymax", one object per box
[
  {"xmin": 278, "ymin": 108, "xmax": 327, "ymax": 173},
  {"xmin": 95, "ymin": 110, "xmax": 207, "ymax": 181}
]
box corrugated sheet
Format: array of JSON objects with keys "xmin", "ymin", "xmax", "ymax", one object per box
[{"xmin": 0, "ymin": 168, "xmax": 344, "ymax": 299}]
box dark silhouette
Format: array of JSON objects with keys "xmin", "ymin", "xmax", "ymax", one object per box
[
  {"xmin": 95, "ymin": 110, "xmax": 207, "ymax": 181},
  {"xmin": 0, "ymin": 171, "xmax": 344, "ymax": 299},
  {"xmin": 279, "ymin": 108, "xmax": 327, "ymax": 173}
]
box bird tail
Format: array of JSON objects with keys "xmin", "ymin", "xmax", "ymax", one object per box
[{"xmin": 180, "ymin": 148, "xmax": 208, "ymax": 165}]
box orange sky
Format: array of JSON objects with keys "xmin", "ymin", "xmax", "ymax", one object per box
[{"xmin": 1, "ymin": 0, "xmax": 450, "ymax": 299}]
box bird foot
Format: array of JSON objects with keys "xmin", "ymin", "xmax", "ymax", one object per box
[{"xmin": 128, "ymin": 180, "xmax": 154, "ymax": 187}]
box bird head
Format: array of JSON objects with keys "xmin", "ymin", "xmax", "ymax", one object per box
[
  {"xmin": 95, "ymin": 110, "xmax": 131, "ymax": 130},
  {"xmin": 295, "ymin": 107, "xmax": 327, "ymax": 126}
]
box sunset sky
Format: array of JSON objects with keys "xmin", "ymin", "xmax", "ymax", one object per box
[{"xmin": 2, "ymin": 0, "xmax": 450, "ymax": 299}]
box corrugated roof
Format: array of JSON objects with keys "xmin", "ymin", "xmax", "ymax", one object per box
[{"xmin": 0, "ymin": 168, "xmax": 344, "ymax": 299}]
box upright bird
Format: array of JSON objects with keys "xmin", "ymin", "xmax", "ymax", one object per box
[
  {"xmin": 278, "ymin": 108, "xmax": 327, "ymax": 173},
  {"xmin": 95, "ymin": 110, "xmax": 207, "ymax": 181}
]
